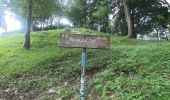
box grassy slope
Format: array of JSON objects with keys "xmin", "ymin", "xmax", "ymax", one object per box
[{"xmin": 0, "ymin": 28, "xmax": 170, "ymax": 100}]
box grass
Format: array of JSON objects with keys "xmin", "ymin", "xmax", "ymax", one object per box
[{"xmin": 0, "ymin": 28, "xmax": 170, "ymax": 100}]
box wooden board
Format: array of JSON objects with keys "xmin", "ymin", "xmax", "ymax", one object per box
[{"xmin": 59, "ymin": 33, "xmax": 110, "ymax": 49}]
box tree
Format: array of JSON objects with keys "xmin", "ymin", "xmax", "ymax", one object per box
[
  {"xmin": 32, "ymin": 0, "xmax": 60, "ymax": 31},
  {"xmin": 66, "ymin": 0, "xmax": 88, "ymax": 28},
  {"xmin": 112, "ymin": 0, "xmax": 169, "ymax": 38},
  {"xmin": 9, "ymin": 0, "xmax": 61, "ymax": 49},
  {"xmin": 92, "ymin": 0, "xmax": 110, "ymax": 33},
  {"xmin": 23, "ymin": 0, "xmax": 32, "ymax": 49},
  {"xmin": 123, "ymin": 0, "xmax": 135, "ymax": 38},
  {"xmin": 67, "ymin": 0, "xmax": 112, "ymax": 33}
]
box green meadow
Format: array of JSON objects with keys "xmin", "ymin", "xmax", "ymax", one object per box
[{"xmin": 0, "ymin": 29, "xmax": 170, "ymax": 100}]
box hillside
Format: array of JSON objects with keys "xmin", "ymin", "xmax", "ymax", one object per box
[{"xmin": 0, "ymin": 28, "xmax": 170, "ymax": 100}]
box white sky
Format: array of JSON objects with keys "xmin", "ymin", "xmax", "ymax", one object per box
[
  {"xmin": 4, "ymin": 11, "xmax": 21, "ymax": 31},
  {"xmin": 0, "ymin": 28, "xmax": 4, "ymax": 35},
  {"xmin": 60, "ymin": 18, "xmax": 72, "ymax": 26},
  {"xmin": 0, "ymin": 11, "xmax": 21, "ymax": 34},
  {"xmin": 167, "ymin": 0, "xmax": 170, "ymax": 3}
]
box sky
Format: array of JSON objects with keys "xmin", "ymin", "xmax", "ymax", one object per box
[
  {"xmin": 0, "ymin": 11, "xmax": 21, "ymax": 35},
  {"xmin": 4, "ymin": 11, "xmax": 21, "ymax": 31},
  {"xmin": 168, "ymin": 0, "xmax": 170, "ymax": 3}
]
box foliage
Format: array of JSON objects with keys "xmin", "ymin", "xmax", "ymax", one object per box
[
  {"xmin": 92, "ymin": 0, "xmax": 110, "ymax": 33},
  {"xmin": 112, "ymin": 0, "xmax": 170, "ymax": 36},
  {"xmin": 66, "ymin": 0, "xmax": 170, "ymax": 36},
  {"xmin": 66, "ymin": 0, "xmax": 112, "ymax": 33},
  {"xmin": 10, "ymin": 0, "xmax": 60, "ymax": 19},
  {"xmin": 66, "ymin": 0, "xmax": 87, "ymax": 27}
]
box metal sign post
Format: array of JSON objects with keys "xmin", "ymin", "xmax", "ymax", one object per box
[
  {"xmin": 80, "ymin": 48, "xmax": 86, "ymax": 100},
  {"xmin": 59, "ymin": 33, "xmax": 110, "ymax": 100}
]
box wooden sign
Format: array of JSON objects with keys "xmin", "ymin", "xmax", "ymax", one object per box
[{"xmin": 59, "ymin": 33, "xmax": 110, "ymax": 49}]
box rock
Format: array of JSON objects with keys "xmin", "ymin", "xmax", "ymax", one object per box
[
  {"xmin": 48, "ymin": 89, "xmax": 56, "ymax": 94},
  {"xmin": 19, "ymin": 96, "xmax": 24, "ymax": 99},
  {"xmin": 64, "ymin": 82, "xmax": 68, "ymax": 86},
  {"xmin": 4, "ymin": 89, "xmax": 10, "ymax": 92}
]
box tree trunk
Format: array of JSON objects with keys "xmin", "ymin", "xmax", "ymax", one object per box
[
  {"xmin": 123, "ymin": 0, "xmax": 136, "ymax": 38},
  {"xmin": 23, "ymin": 0, "xmax": 32, "ymax": 49},
  {"xmin": 57, "ymin": 16, "xmax": 61, "ymax": 29},
  {"xmin": 4, "ymin": 23, "xmax": 7, "ymax": 33},
  {"xmin": 31, "ymin": 21, "xmax": 33, "ymax": 32},
  {"xmin": 84, "ymin": 0, "xmax": 87, "ymax": 28},
  {"xmin": 50, "ymin": 18, "xmax": 53, "ymax": 28},
  {"xmin": 42, "ymin": 22, "xmax": 44, "ymax": 31},
  {"xmin": 156, "ymin": 29, "xmax": 159, "ymax": 40}
]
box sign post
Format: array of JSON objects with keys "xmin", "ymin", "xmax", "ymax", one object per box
[
  {"xmin": 80, "ymin": 48, "xmax": 86, "ymax": 100},
  {"xmin": 59, "ymin": 33, "xmax": 110, "ymax": 100}
]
